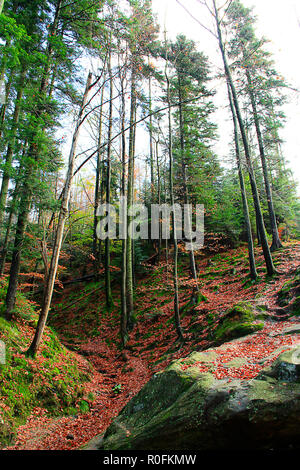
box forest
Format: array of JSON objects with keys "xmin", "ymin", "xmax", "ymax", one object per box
[{"xmin": 0, "ymin": 0, "xmax": 300, "ymax": 455}]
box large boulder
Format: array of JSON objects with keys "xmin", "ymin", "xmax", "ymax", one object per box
[{"xmin": 93, "ymin": 344, "xmax": 300, "ymax": 451}]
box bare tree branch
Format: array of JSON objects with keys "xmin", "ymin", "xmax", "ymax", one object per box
[{"xmin": 176, "ymin": 0, "xmax": 218, "ymax": 39}]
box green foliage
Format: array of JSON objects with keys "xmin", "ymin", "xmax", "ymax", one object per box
[
  {"xmin": 0, "ymin": 278, "xmax": 91, "ymax": 447},
  {"xmin": 225, "ymin": 0, "xmax": 300, "ymax": 235}
]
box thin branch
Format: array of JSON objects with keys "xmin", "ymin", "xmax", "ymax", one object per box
[
  {"xmin": 73, "ymin": 93, "xmax": 211, "ymax": 177},
  {"xmin": 176, "ymin": 0, "xmax": 218, "ymax": 39}
]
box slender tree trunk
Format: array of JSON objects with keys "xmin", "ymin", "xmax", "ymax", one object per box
[
  {"xmin": 131, "ymin": 104, "xmax": 137, "ymax": 290},
  {"xmin": 178, "ymin": 74, "xmax": 199, "ymax": 298},
  {"xmin": 27, "ymin": 72, "xmax": 92, "ymax": 357},
  {"xmin": 166, "ymin": 60, "xmax": 184, "ymax": 342},
  {"xmin": 126, "ymin": 69, "xmax": 136, "ymax": 331},
  {"xmin": 120, "ymin": 69, "xmax": 128, "ymax": 347},
  {"xmin": 0, "ymin": 66, "xmax": 26, "ymax": 226},
  {"xmin": 0, "ymin": 0, "xmax": 5, "ymax": 14},
  {"xmin": 93, "ymin": 78, "xmax": 105, "ymax": 274},
  {"xmin": 213, "ymin": 0, "xmax": 275, "ymax": 276},
  {"xmin": 227, "ymin": 83, "xmax": 257, "ymax": 280},
  {"xmin": 0, "ymin": 206, "xmax": 13, "ymax": 276},
  {"xmin": 105, "ymin": 51, "xmax": 114, "ymax": 310},
  {"xmin": 0, "ymin": 72, "xmax": 13, "ymax": 141},
  {"xmin": 245, "ymin": 67, "xmax": 282, "ymax": 251},
  {"xmin": 155, "ymin": 139, "xmax": 162, "ymax": 263},
  {"xmin": 148, "ymin": 73, "xmax": 154, "ymax": 201},
  {"xmin": 4, "ymin": 178, "xmax": 31, "ymax": 320},
  {"xmin": 0, "ymin": 174, "xmax": 21, "ymax": 277}
]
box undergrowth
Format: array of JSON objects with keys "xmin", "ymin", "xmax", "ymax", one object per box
[{"xmin": 0, "ymin": 278, "xmax": 91, "ymax": 447}]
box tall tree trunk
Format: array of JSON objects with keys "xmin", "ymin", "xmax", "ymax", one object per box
[
  {"xmin": 126, "ymin": 69, "xmax": 136, "ymax": 331},
  {"xmin": 0, "ymin": 66, "xmax": 26, "ymax": 226},
  {"xmin": 131, "ymin": 104, "xmax": 137, "ymax": 289},
  {"xmin": 213, "ymin": 0, "xmax": 275, "ymax": 276},
  {"xmin": 148, "ymin": 72, "xmax": 154, "ymax": 201},
  {"xmin": 120, "ymin": 68, "xmax": 128, "ymax": 347},
  {"xmin": 178, "ymin": 74, "xmax": 199, "ymax": 299},
  {"xmin": 245, "ymin": 67, "xmax": 282, "ymax": 252},
  {"xmin": 105, "ymin": 51, "xmax": 114, "ymax": 311},
  {"xmin": 0, "ymin": 72, "xmax": 13, "ymax": 140},
  {"xmin": 166, "ymin": 60, "xmax": 184, "ymax": 342},
  {"xmin": 27, "ymin": 72, "xmax": 92, "ymax": 357},
  {"xmin": 227, "ymin": 83, "xmax": 257, "ymax": 280},
  {"xmin": 0, "ymin": 171, "xmax": 22, "ymax": 277},
  {"xmin": 93, "ymin": 77, "xmax": 105, "ymax": 274},
  {"xmin": 4, "ymin": 176, "xmax": 32, "ymax": 320},
  {"xmin": 155, "ymin": 139, "xmax": 162, "ymax": 263}
]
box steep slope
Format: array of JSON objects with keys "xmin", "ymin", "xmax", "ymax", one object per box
[{"xmin": 4, "ymin": 241, "xmax": 300, "ymax": 450}]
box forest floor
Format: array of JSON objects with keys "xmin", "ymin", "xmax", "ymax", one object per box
[{"xmin": 4, "ymin": 240, "xmax": 300, "ymax": 450}]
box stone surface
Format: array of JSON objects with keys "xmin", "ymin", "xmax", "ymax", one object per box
[{"xmin": 93, "ymin": 345, "xmax": 300, "ymax": 451}]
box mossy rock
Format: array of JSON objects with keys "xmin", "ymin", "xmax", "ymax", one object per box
[
  {"xmin": 213, "ymin": 302, "xmax": 264, "ymax": 343},
  {"xmin": 93, "ymin": 345, "xmax": 300, "ymax": 451}
]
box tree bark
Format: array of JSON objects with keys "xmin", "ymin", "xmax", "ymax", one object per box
[
  {"xmin": 105, "ymin": 50, "xmax": 114, "ymax": 311},
  {"xmin": 155, "ymin": 139, "xmax": 162, "ymax": 263},
  {"xmin": 177, "ymin": 74, "xmax": 199, "ymax": 294},
  {"xmin": 93, "ymin": 78, "xmax": 105, "ymax": 273},
  {"xmin": 120, "ymin": 66, "xmax": 128, "ymax": 347},
  {"xmin": 245, "ymin": 67, "xmax": 282, "ymax": 252},
  {"xmin": 126, "ymin": 69, "xmax": 136, "ymax": 331},
  {"xmin": 27, "ymin": 72, "xmax": 92, "ymax": 357},
  {"xmin": 148, "ymin": 73, "xmax": 155, "ymax": 201},
  {"xmin": 166, "ymin": 58, "xmax": 184, "ymax": 342},
  {"xmin": 227, "ymin": 82, "xmax": 257, "ymax": 280},
  {"xmin": 0, "ymin": 66, "xmax": 26, "ymax": 226},
  {"xmin": 0, "ymin": 72, "xmax": 13, "ymax": 140},
  {"xmin": 0, "ymin": 162, "xmax": 23, "ymax": 277}
]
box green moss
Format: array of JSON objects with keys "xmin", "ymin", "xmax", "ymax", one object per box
[
  {"xmin": 215, "ymin": 321, "xmax": 264, "ymax": 342},
  {"xmin": 0, "ymin": 283, "xmax": 91, "ymax": 448},
  {"xmin": 213, "ymin": 302, "xmax": 264, "ymax": 343}
]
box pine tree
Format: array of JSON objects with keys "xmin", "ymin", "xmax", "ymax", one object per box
[
  {"xmin": 212, "ymin": 0, "xmax": 275, "ymax": 276},
  {"xmin": 225, "ymin": 0, "xmax": 285, "ymax": 251}
]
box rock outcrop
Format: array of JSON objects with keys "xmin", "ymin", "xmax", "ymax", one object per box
[{"xmin": 90, "ymin": 338, "xmax": 300, "ymax": 451}]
